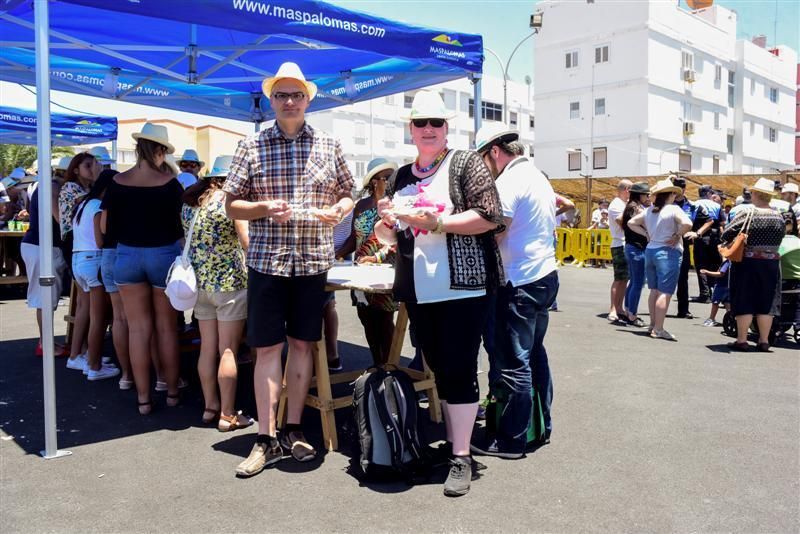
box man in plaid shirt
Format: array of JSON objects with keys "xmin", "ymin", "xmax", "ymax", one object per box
[{"xmin": 224, "ymin": 62, "xmax": 354, "ymax": 477}]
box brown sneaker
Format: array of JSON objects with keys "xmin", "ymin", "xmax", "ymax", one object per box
[
  {"xmin": 279, "ymin": 430, "xmax": 317, "ymax": 462},
  {"xmin": 235, "ymin": 440, "xmax": 282, "ymax": 477}
]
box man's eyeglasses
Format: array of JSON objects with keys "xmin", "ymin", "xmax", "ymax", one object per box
[
  {"xmin": 272, "ymin": 91, "xmax": 306, "ymax": 102},
  {"xmin": 411, "ymin": 118, "xmax": 445, "ymax": 128}
]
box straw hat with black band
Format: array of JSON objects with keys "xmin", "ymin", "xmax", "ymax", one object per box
[
  {"xmin": 132, "ymin": 122, "xmax": 175, "ymax": 154},
  {"xmin": 475, "ymin": 123, "xmax": 520, "ymax": 155},
  {"xmin": 650, "ymin": 178, "xmax": 682, "ymax": 196},
  {"xmin": 361, "ymin": 157, "xmax": 398, "ymax": 189},
  {"xmin": 262, "ymin": 62, "xmax": 317, "ymax": 101}
]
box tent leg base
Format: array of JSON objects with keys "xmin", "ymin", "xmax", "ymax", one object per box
[{"xmin": 40, "ymin": 449, "xmax": 72, "ymax": 460}]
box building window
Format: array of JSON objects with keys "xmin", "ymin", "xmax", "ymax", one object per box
[
  {"xmin": 713, "ymin": 155, "xmax": 720, "ymax": 174},
  {"xmin": 594, "ymin": 97, "xmax": 605, "ymax": 116},
  {"xmin": 681, "ymin": 50, "xmax": 693, "ymax": 70},
  {"xmin": 509, "ymin": 111, "xmax": 518, "ymax": 126},
  {"xmin": 750, "ymin": 78, "xmax": 756, "ymax": 95},
  {"xmin": 468, "ymin": 132, "xmax": 475, "ymax": 149},
  {"xmin": 568, "ymin": 150, "xmax": 582, "ymax": 171},
  {"xmin": 727, "ymin": 70, "xmax": 735, "ymax": 107},
  {"xmin": 404, "ymin": 127, "xmax": 413, "ymax": 145},
  {"xmin": 119, "ymin": 149, "xmax": 136, "ymax": 164},
  {"xmin": 354, "ymin": 121, "xmax": 366, "ymax": 145},
  {"xmin": 385, "ymin": 94, "xmax": 396, "ymax": 105},
  {"xmin": 678, "ymin": 149, "xmax": 691, "ymax": 172},
  {"xmin": 714, "ymin": 112, "xmax": 720, "ymax": 130},
  {"xmin": 460, "ymin": 92, "xmax": 471, "ymax": 113},
  {"xmin": 468, "ymin": 99, "xmax": 503, "ymax": 121},
  {"xmin": 404, "ymin": 93, "xmax": 414, "ymax": 108},
  {"xmin": 528, "ymin": 144, "xmax": 535, "ymax": 157},
  {"xmin": 714, "ymin": 64, "xmax": 722, "ymax": 84},
  {"xmin": 565, "ymin": 50, "xmax": 579, "ymax": 69},
  {"xmin": 355, "ymin": 161, "xmax": 367, "ymax": 177},
  {"xmin": 727, "ymin": 133, "xmax": 734, "ymax": 154},
  {"xmin": 529, "ymin": 116, "xmax": 535, "ymax": 129},
  {"xmin": 769, "ymin": 87, "xmax": 778, "ymax": 103},
  {"xmin": 768, "ymin": 127, "xmax": 777, "ymax": 143},
  {"xmin": 442, "ymin": 89, "xmax": 457, "ymax": 110},
  {"xmin": 569, "ymin": 101, "xmax": 580, "ymax": 119},
  {"xmin": 593, "ymin": 147, "xmax": 607, "ymax": 170},
  {"xmin": 384, "ymin": 124, "xmax": 396, "ymax": 149},
  {"xmin": 595, "ymin": 45, "xmax": 609, "ymax": 64},
  {"xmin": 750, "ymin": 121, "xmax": 755, "ymax": 136}
]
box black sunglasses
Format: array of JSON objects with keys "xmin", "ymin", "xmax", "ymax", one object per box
[{"xmin": 411, "ymin": 118, "xmax": 445, "ymax": 128}]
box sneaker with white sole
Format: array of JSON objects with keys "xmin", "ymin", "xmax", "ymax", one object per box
[
  {"xmin": 102, "ymin": 356, "xmax": 112, "ymax": 364},
  {"xmin": 66, "ymin": 354, "xmax": 88, "ymax": 371},
  {"xmin": 651, "ymin": 329, "xmax": 677, "ymax": 341},
  {"xmin": 87, "ymin": 364, "xmax": 120, "ymax": 381}
]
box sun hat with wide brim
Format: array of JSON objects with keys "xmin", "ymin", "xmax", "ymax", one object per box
[
  {"xmin": 88, "ymin": 146, "xmax": 114, "ymax": 164},
  {"xmin": 261, "ymin": 62, "xmax": 317, "ymax": 101},
  {"xmin": 178, "ymin": 149, "xmax": 205, "ymax": 168},
  {"xmin": 780, "ymin": 182, "xmax": 799, "ymax": 194},
  {"xmin": 750, "ymin": 177, "xmax": 777, "ymax": 196},
  {"xmin": 54, "ymin": 156, "xmax": 72, "ymax": 171},
  {"xmin": 206, "ymin": 155, "xmax": 234, "ymax": 178},
  {"xmin": 650, "ymin": 178, "xmax": 682, "ymax": 195},
  {"xmin": 400, "ymin": 90, "xmax": 457, "ymax": 121},
  {"xmin": 361, "ymin": 157, "xmax": 398, "ymax": 188},
  {"xmin": 475, "ymin": 123, "xmax": 519, "ymax": 154},
  {"xmin": 630, "ymin": 181, "xmax": 651, "ymax": 195},
  {"xmin": 132, "ymin": 122, "xmax": 175, "ymax": 154}
]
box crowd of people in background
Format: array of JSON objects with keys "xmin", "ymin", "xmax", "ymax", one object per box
[{"xmin": 2, "ymin": 60, "xmax": 799, "ymax": 498}]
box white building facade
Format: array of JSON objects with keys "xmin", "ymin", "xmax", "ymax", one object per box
[
  {"xmin": 307, "ymin": 75, "xmax": 534, "ymax": 180},
  {"xmin": 533, "ymin": 0, "xmax": 797, "ymax": 179}
]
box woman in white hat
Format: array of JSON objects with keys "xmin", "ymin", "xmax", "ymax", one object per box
[
  {"xmin": 626, "ymin": 177, "xmax": 692, "ymax": 341},
  {"xmin": 335, "ymin": 157, "xmax": 398, "ymax": 365},
  {"xmin": 101, "ymin": 122, "xmax": 183, "ymax": 414},
  {"xmin": 374, "ymin": 90, "xmax": 504, "ymax": 497},
  {"xmin": 180, "ymin": 156, "xmax": 252, "ymax": 430},
  {"xmin": 720, "ymin": 177, "xmax": 785, "ymax": 352}
]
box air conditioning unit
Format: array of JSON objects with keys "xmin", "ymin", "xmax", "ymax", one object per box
[
  {"xmin": 683, "ymin": 69, "xmax": 697, "ymax": 82},
  {"xmin": 683, "ymin": 122, "xmax": 696, "ymax": 135}
]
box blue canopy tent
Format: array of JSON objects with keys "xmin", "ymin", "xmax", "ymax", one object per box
[
  {"xmin": 0, "ymin": 0, "xmax": 485, "ymax": 459},
  {"xmin": 0, "ymin": 105, "xmax": 117, "ymax": 145}
]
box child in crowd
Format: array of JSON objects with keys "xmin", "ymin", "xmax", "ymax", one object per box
[{"xmin": 700, "ymin": 259, "xmax": 731, "ymax": 327}]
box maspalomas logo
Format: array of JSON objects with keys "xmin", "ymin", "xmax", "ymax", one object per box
[
  {"xmin": 75, "ymin": 119, "xmax": 103, "ymax": 134},
  {"xmin": 432, "ymin": 34, "xmax": 463, "ymax": 47}
]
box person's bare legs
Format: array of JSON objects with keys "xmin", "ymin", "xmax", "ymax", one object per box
[
  {"xmin": 218, "ymin": 319, "xmax": 244, "ymax": 419},
  {"xmin": 448, "ymin": 402, "xmax": 479, "ymax": 456},
  {"xmin": 285, "ymin": 337, "xmax": 313, "ymax": 425},
  {"xmin": 735, "ymin": 314, "xmax": 752, "ymax": 344},
  {"xmin": 150, "ymin": 334, "xmax": 163, "ymax": 385},
  {"xmin": 197, "ymin": 319, "xmax": 221, "ymax": 419},
  {"xmin": 109, "ymin": 292, "xmax": 131, "ymax": 381},
  {"xmin": 69, "ymin": 289, "xmax": 89, "ymax": 360},
  {"xmin": 755, "ymin": 314, "xmax": 773, "ymax": 345},
  {"xmin": 323, "ymin": 298, "xmax": 339, "ymax": 364},
  {"xmin": 86, "ymin": 285, "xmax": 107, "ymax": 371},
  {"xmin": 441, "ymin": 400, "xmax": 453, "ymax": 443},
  {"xmin": 118, "ymin": 283, "xmax": 154, "ymax": 413},
  {"xmin": 152, "ymin": 288, "xmax": 179, "ymax": 403},
  {"xmin": 610, "ymin": 280, "xmax": 626, "ymax": 318},
  {"xmin": 653, "ymin": 292, "xmax": 671, "ymax": 331},
  {"xmin": 253, "ymin": 343, "xmax": 284, "ymax": 436},
  {"xmin": 647, "ymin": 289, "xmax": 657, "ymax": 330}
]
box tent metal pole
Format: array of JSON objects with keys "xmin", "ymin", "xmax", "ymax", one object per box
[
  {"xmin": 111, "ymin": 139, "xmax": 118, "ymax": 170},
  {"xmin": 34, "ymin": 0, "xmax": 70, "ymax": 460},
  {"xmin": 471, "ymin": 73, "xmax": 482, "ymax": 147}
]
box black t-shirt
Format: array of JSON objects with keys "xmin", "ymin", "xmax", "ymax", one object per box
[
  {"xmin": 622, "ymin": 201, "xmax": 647, "ymax": 250},
  {"xmin": 101, "ymin": 178, "xmax": 183, "ymax": 248},
  {"xmin": 390, "ymin": 164, "xmax": 421, "ymax": 303}
]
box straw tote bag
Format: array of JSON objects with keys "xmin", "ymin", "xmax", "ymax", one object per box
[{"xmin": 718, "ymin": 208, "xmax": 753, "ymax": 263}]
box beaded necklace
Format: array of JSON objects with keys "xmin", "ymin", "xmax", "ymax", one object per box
[{"xmin": 414, "ymin": 147, "xmax": 449, "ymax": 173}]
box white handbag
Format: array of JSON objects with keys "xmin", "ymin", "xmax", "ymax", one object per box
[{"xmin": 165, "ymin": 207, "xmax": 201, "ymax": 311}]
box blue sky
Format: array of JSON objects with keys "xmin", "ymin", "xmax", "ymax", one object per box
[{"xmin": 334, "ymin": 0, "xmax": 799, "ymax": 83}]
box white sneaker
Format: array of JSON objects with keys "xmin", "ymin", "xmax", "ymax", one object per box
[
  {"xmin": 66, "ymin": 354, "xmax": 88, "ymax": 371},
  {"xmin": 87, "ymin": 364, "xmax": 120, "ymax": 381},
  {"xmin": 102, "ymin": 356, "xmax": 113, "ymax": 364},
  {"xmin": 651, "ymin": 329, "xmax": 677, "ymax": 341}
]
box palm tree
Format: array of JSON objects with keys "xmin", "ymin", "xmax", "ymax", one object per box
[{"xmin": 0, "ymin": 144, "xmax": 75, "ymax": 176}]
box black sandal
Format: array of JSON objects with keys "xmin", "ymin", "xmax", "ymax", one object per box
[
  {"xmin": 202, "ymin": 408, "xmax": 220, "ymax": 424},
  {"xmin": 756, "ymin": 342, "xmax": 772, "ymax": 353},
  {"xmin": 727, "ymin": 341, "xmax": 751, "ymax": 352},
  {"xmin": 138, "ymin": 399, "xmax": 153, "ymax": 416},
  {"xmin": 166, "ymin": 393, "xmax": 180, "ymax": 408}
]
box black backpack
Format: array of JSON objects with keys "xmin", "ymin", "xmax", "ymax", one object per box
[{"xmin": 352, "ymin": 367, "xmax": 428, "ymax": 481}]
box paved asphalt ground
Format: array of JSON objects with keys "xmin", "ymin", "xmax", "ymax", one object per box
[{"xmin": 1, "ymin": 266, "xmax": 798, "ymax": 533}]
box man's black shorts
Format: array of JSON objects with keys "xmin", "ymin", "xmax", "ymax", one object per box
[{"xmin": 246, "ymin": 268, "xmax": 327, "ymax": 347}]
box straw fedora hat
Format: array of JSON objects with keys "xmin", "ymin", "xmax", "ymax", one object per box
[
  {"xmin": 475, "ymin": 122, "xmax": 519, "ymax": 154},
  {"xmin": 361, "ymin": 157, "xmax": 398, "ymax": 188},
  {"xmin": 750, "ymin": 177, "xmax": 777, "ymax": 196},
  {"xmin": 206, "ymin": 155, "xmax": 234, "ymax": 178},
  {"xmin": 88, "ymin": 146, "xmax": 114, "ymax": 164},
  {"xmin": 400, "ymin": 91, "xmax": 457, "ymax": 121},
  {"xmin": 650, "ymin": 178, "xmax": 682, "ymax": 195},
  {"xmin": 262, "ymin": 62, "xmax": 317, "ymax": 101},
  {"xmin": 780, "ymin": 182, "xmax": 798, "ymax": 194},
  {"xmin": 178, "ymin": 149, "xmax": 204, "ymax": 168},
  {"xmin": 132, "ymin": 122, "xmax": 175, "ymax": 154}
]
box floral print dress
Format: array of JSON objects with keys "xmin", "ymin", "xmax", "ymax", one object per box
[
  {"xmin": 181, "ymin": 191, "xmax": 246, "ymax": 293},
  {"xmin": 352, "ymin": 205, "xmax": 397, "ymax": 312},
  {"xmin": 58, "ymin": 181, "xmax": 88, "ymax": 239}
]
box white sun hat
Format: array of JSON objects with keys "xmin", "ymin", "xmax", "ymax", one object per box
[
  {"xmin": 475, "ymin": 123, "xmax": 519, "ymax": 154},
  {"xmin": 750, "ymin": 177, "xmax": 777, "ymax": 196},
  {"xmin": 206, "ymin": 155, "xmax": 234, "ymax": 178},
  {"xmin": 54, "ymin": 156, "xmax": 73, "ymax": 171},
  {"xmin": 361, "ymin": 157, "xmax": 398, "ymax": 188},
  {"xmin": 88, "ymin": 146, "xmax": 114, "ymax": 164},
  {"xmin": 400, "ymin": 90, "xmax": 457, "ymax": 121},
  {"xmin": 781, "ymin": 182, "xmax": 799, "ymax": 194},
  {"xmin": 165, "ymin": 261, "xmax": 198, "ymax": 311},
  {"xmin": 650, "ymin": 178, "xmax": 682, "ymax": 195},
  {"xmin": 261, "ymin": 62, "xmax": 318, "ymax": 101},
  {"xmin": 132, "ymin": 122, "xmax": 175, "ymax": 154},
  {"xmin": 178, "ymin": 149, "xmax": 205, "ymax": 168}
]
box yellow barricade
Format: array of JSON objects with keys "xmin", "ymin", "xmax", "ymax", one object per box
[{"xmin": 555, "ymin": 228, "xmax": 613, "ymax": 268}]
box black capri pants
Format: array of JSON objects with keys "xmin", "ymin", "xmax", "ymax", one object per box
[{"xmin": 406, "ymin": 295, "xmax": 489, "ymax": 404}]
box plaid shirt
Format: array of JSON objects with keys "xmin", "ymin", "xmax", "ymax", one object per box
[{"xmin": 223, "ymin": 122, "xmax": 354, "ymax": 277}]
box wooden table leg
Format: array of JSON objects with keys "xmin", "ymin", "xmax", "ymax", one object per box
[
  {"xmin": 387, "ymin": 303, "xmax": 408, "ymax": 366},
  {"xmin": 311, "ymin": 339, "xmax": 338, "ymax": 451}
]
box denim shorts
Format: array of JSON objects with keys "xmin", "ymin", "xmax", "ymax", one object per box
[
  {"xmin": 100, "ymin": 248, "xmax": 118, "ymax": 293},
  {"xmin": 72, "ymin": 250, "xmax": 103, "ymax": 293},
  {"xmin": 644, "ymin": 246, "xmax": 682, "ymax": 295},
  {"xmin": 711, "ymin": 284, "xmax": 730, "ymax": 305},
  {"xmin": 114, "ymin": 242, "xmax": 181, "ymax": 289}
]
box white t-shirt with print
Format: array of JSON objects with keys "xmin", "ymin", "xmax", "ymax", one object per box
[
  {"xmin": 608, "ymin": 197, "xmax": 626, "ymax": 247},
  {"xmin": 496, "ymin": 157, "xmax": 556, "ymax": 287},
  {"xmin": 643, "ymin": 204, "xmax": 692, "ymax": 251},
  {"xmin": 71, "ymin": 198, "xmax": 102, "ymax": 252}
]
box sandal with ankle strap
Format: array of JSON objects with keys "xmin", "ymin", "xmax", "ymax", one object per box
[
  {"xmin": 138, "ymin": 399, "xmax": 154, "ymax": 416},
  {"xmin": 217, "ymin": 411, "xmax": 254, "ymax": 433},
  {"xmin": 166, "ymin": 393, "xmax": 180, "ymax": 408},
  {"xmin": 202, "ymin": 408, "xmax": 220, "ymax": 425}
]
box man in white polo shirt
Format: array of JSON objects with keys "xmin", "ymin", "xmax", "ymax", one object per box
[
  {"xmin": 607, "ymin": 179, "xmax": 632, "ymax": 323},
  {"xmin": 470, "ymin": 125, "xmax": 558, "ymax": 459}
]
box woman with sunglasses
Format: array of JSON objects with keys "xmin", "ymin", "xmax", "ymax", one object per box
[
  {"xmin": 101, "ymin": 123, "xmax": 184, "ymax": 414},
  {"xmin": 336, "ymin": 157, "xmax": 398, "ymax": 365},
  {"xmin": 375, "ymin": 91, "xmax": 504, "ymax": 497}
]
